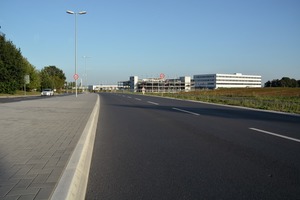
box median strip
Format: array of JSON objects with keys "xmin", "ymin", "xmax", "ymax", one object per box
[
  {"xmin": 249, "ymin": 128, "xmax": 300, "ymax": 143},
  {"xmin": 50, "ymin": 95, "xmax": 100, "ymax": 200}
]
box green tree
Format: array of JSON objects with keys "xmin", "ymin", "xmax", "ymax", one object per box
[
  {"xmin": 290, "ymin": 78, "xmax": 298, "ymax": 87},
  {"xmin": 280, "ymin": 77, "xmax": 292, "ymax": 87},
  {"xmin": 68, "ymin": 82, "xmax": 75, "ymax": 88},
  {"xmin": 271, "ymin": 79, "xmax": 281, "ymax": 87},
  {"xmin": 264, "ymin": 81, "xmax": 271, "ymax": 87},
  {"xmin": 265, "ymin": 77, "xmax": 300, "ymax": 88},
  {"xmin": 0, "ymin": 34, "xmax": 25, "ymax": 94},
  {"xmin": 22, "ymin": 58, "xmax": 41, "ymax": 91},
  {"xmin": 40, "ymin": 66, "xmax": 66, "ymax": 91}
]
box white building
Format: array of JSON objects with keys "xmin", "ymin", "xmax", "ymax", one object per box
[
  {"xmin": 119, "ymin": 76, "xmax": 192, "ymax": 93},
  {"xmin": 194, "ymin": 73, "xmax": 262, "ymax": 89},
  {"xmin": 88, "ymin": 84, "xmax": 118, "ymax": 91},
  {"xmin": 129, "ymin": 76, "xmax": 139, "ymax": 92}
]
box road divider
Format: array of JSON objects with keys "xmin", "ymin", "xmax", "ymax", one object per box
[{"xmin": 51, "ymin": 95, "xmax": 100, "ymax": 200}]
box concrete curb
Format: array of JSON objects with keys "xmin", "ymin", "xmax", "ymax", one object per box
[{"xmin": 50, "ymin": 95, "xmax": 100, "ymax": 200}]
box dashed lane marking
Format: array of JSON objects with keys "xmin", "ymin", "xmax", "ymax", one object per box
[
  {"xmin": 249, "ymin": 128, "xmax": 300, "ymax": 143},
  {"xmin": 172, "ymin": 107, "xmax": 200, "ymax": 116},
  {"xmin": 147, "ymin": 101, "xmax": 159, "ymax": 105}
]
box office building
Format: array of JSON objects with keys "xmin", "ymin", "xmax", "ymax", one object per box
[
  {"xmin": 119, "ymin": 76, "xmax": 192, "ymax": 93},
  {"xmin": 194, "ymin": 73, "xmax": 262, "ymax": 89}
]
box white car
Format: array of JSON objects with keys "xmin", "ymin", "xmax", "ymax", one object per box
[{"xmin": 41, "ymin": 89, "xmax": 54, "ymax": 96}]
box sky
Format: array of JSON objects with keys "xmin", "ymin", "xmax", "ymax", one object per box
[{"xmin": 1, "ymin": 0, "xmax": 300, "ymax": 85}]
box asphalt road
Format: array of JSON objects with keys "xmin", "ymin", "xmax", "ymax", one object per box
[{"xmin": 86, "ymin": 93, "xmax": 300, "ymax": 200}]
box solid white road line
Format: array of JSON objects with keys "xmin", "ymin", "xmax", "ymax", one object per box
[
  {"xmin": 172, "ymin": 107, "xmax": 200, "ymax": 116},
  {"xmin": 249, "ymin": 128, "xmax": 300, "ymax": 143},
  {"xmin": 147, "ymin": 101, "xmax": 159, "ymax": 105}
]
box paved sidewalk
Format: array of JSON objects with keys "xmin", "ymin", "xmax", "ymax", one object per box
[{"xmin": 0, "ymin": 94, "xmax": 99, "ymax": 200}]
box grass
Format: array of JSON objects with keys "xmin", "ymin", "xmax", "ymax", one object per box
[
  {"xmin": 149, "ymin": 88, "xmax": 300, "ymax": 114},
  {"xmin": 0, "ymin": 90, "xmax": 41, "ymax": 97},
  {"xmin": 0, "ymin": 89, "xmax": 69, "ymax": 97}
]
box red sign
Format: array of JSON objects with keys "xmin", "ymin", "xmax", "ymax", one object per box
[
  {"xmin": 73, "ymin": 74, "xmax": 79, "ymax": 80},
  {"xmin": 160, "ymin": 73, "xmax": 165, "ymax": 79}
]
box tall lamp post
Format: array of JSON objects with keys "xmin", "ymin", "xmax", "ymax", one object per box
[{"xmin": 66, "ymin": 10, "xmax": 87, "ymax": 97}]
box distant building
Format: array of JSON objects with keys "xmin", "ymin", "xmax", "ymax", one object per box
[
  {"xmin": 130, "ymin": 76, "xmax": 139, "ymax": 92},
  {"xmin": 118, "ymin": 80, "xmax": 130, "ymax": 90},
  {"xmin": 119, "ymin": 76, "xmax": 193, "ymax": 93},
  {"xmin": 194, "ymin": 73, "xmax": 262, "ymax": 89},
  {"xmin": 88, "ymin": 84, "xmax": 118, "ymax": 91}
]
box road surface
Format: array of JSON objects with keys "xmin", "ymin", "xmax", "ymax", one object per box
[{"xmin": 86, "ymin": 93, "xmax": 300, "ymax": 199}]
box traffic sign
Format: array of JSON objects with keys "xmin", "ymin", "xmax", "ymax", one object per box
[
  {"xmin": 160, "ymin": 73, "xmax": 165, "ymax": 79},
  {"xmin": 73, "ymin": 74, "xmax": 79, "ymax": 80},
  {"xmin": 24, "ymin": 75, "xmax": 30, "ymax": 84}
]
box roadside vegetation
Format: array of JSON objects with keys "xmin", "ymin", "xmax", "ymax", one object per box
[
  {"xmin": 150, "ymin": 88, "xmax": 300, "ymax": 114},
  {"xmin": 0, "ymin": 90, "xmax": 41, "ymax": 97},
  {"xmin": 0, "ymin": 34, "xmax": 66, "ymax": 94}
]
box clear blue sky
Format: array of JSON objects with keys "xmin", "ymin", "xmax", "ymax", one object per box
[{"xmin": 1, "ymin": 0, "xmax": 300, "ymax": 85}]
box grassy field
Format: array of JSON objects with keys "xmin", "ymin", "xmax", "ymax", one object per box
[{"xmin": 151, "ymin": 88, "xmax": 300, "ymax": 114}]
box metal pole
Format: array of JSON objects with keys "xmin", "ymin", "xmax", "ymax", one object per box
[
  {"xmin": 67, "ymin": 10, "xmax": 86, "ymax": 97},
  {"xmin": 75, "ymin": 13, "xmax": 78, "ymax": 97}
]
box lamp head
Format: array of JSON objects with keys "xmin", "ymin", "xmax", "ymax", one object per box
[{"xmin": 66, "ymin": 10, "xmax": 75, "ymax": 14}]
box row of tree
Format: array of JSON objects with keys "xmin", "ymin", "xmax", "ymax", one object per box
[
  {"xmin": 264, "ymin": 77, "xmax": 300, "ymax": 88},
  {"xmin": 0, "ymin": 34, "xmax": 66, "ymax": 94}
]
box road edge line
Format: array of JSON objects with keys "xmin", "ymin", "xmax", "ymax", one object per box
[{"xmin": 50, "ymin": 94, "xmax": 100, "ymax": 200}]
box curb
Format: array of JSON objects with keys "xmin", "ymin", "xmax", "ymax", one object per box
[{"xmin": 50, "ymin": 95, "xmax": 100, "ymax": 200}]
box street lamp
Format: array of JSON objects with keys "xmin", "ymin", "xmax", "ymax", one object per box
[{"xmin": 66, "ymin": 10, "xmax": 87, "ymax": 97}]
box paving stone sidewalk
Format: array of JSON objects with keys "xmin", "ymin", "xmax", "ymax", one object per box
[{"xmin": 0, "ymin": 94, "xmax": 98, "ymax": 200}]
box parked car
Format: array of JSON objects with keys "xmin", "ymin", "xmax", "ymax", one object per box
[{"xmin": 41, "ymin": 89, "xmax": 54, "ymax": 96}]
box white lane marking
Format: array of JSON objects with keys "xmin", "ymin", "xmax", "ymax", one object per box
[
  {"xmin": 172, "ymin": 107, "xmax": 200, "ymax": 116},
  {"xmin": 135, "ymin": 98, "xmax": 141, "ymax": 101},
  {"xmin": 249, "ymin": 128, "xmax": 300, "ymax": 143},
  {"xmin": 147, "ymin": 101, "xmax": 159, "ymax": 105},
  {"xmin": 128, "ymin": 96, "xmax": 132, "ymax": 99}
]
